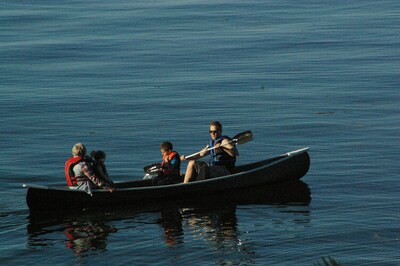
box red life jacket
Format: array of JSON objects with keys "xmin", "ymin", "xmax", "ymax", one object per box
[
  {"xmin": 161, "ymin": 151, "xmax": 180, "ymax": 177},
  {"xmin": 65, "ymin": 156, "xmax": 83, "ymax": 186}
]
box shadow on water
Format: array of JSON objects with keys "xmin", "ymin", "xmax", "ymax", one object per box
[{"xmin": 26, "ymin": 180, "xmax": 311, "ymax": 257}]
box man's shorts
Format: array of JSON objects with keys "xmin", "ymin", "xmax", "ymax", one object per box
[{"xmin": 193, "ymin": 161, "xmax": 231, "ymax": 181}]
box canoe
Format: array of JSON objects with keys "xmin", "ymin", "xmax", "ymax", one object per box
[{"xmin": 23, "ymin": 148, "xmax": 310, "ymax": 212}]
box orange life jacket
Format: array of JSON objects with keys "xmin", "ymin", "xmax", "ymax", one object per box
[
  {"xmin": 161, "ymin": 151, "xmax": 180, "ymax": 177},
  {"xmin": 64, "ymin": 156, "xmax": 83, "ymax": 186}
]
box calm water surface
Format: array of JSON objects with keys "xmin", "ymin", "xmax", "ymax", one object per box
[{"xmin": 0, "ymin": 1, "xmax": 399, "ymax": 265}]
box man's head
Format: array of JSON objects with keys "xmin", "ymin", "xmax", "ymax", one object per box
[{"xmin": 209, "ymin": 121, "xmax": 222, "ymax": 140}]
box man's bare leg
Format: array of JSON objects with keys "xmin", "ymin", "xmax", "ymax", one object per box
[{"xmin": 183, "ymin": 160, "xmax": 196, "ymax": 183}]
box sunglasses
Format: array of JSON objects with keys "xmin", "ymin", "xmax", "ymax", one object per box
[{"xmin": 209, "ymin": 130, "xmax": 220, "ymax": 134}]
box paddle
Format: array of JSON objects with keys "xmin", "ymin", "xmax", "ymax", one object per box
[
  {"xmin": 143, "ymin": 130, "xmax": 253, "ymax": 173},
  {"xmin": 184, "ymin": 130, "xmax": 253, "ymax": 160}
]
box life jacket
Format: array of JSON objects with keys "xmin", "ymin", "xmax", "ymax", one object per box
[
  {"xmin": 65, "ymin": 156, "xmax": 83, "ymax": 186},
  {"xmin": 161, "ymin": 151, "xmax": 181, "ymax": 177},
  {"xmin": 209, "ymin": 135, "xmax": 236, "ymax": 170}
]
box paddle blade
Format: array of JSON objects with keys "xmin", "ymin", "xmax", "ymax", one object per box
[
  {"xmin": 143, "ymin": 163, "xmax": 162, "ymax": 174},
  {"xmin": 233, "ymin": 130, "xmax": 253, "ymax": 145}
]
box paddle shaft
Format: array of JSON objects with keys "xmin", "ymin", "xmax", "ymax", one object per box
[
  {"xmin": 143, "ymin": 130, "xmax": 252, "ymax": 170},
  {"xmin": 184, "ymin": 139, "xmax": 235, "ymax": 160},
  {"xmin": 144, "ymin": 140, "xmax": 236, "ymax": 172}
]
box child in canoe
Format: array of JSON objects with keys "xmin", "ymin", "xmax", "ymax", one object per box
[
  {"xmin": 90, "ymin": 150, "xmax": 114, "ymax": 187},
  {"xmin": 153, "ymin": 141, "xmax": 182, "ymax": 185}
]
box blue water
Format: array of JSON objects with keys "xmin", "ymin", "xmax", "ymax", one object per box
[{"xmin": 1, "ymin": 1, "xmax": 399, "ymax": 265}]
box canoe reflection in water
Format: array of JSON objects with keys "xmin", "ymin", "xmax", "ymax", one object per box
[
  {"xmin": 27, "ymin": 180, "xmax": 311, "ymax": 257},
  {"xmin": 64, "ymin": 221, "xmax": 117, "ymax": 255},
  {"xmin": 27, "ymin": 215, "xmax": 117, "ymax": 257},
  {"xmin": 157, "ymin": 206, "xmax": 239, "ymax": 247},
  {"xmin": 155, "ymin": 179, "xmax": 310, "ymax": 249},
  {"xmin": 157, "ymin": 208, "xmax": 184, "ymax": 246}
]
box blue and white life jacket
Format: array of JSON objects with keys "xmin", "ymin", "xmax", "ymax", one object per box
[{"xmin": 209, "ymin": 136, "xmax": 236, "ymax": 170}]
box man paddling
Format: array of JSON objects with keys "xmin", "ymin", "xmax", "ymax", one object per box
[{"xmin": 180, "ymin": 121, "xmax": 238, "ymax": 183}]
